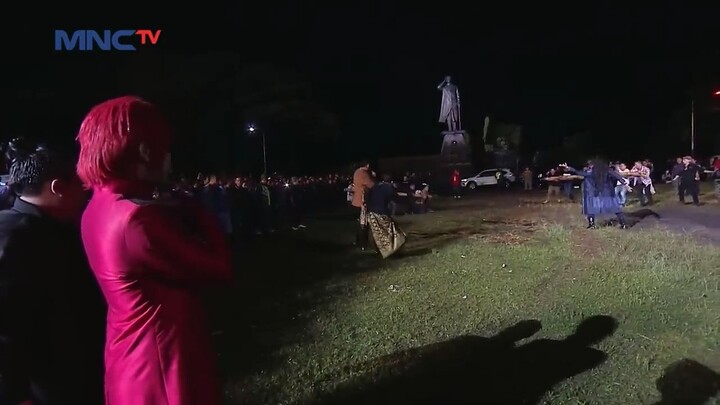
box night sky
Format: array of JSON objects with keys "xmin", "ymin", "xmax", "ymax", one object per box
[{"xmin": 4, "ymin": 3, "xmax": 719, "ymax": 173}]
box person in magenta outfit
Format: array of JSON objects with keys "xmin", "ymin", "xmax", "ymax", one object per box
[{"xmin": 76, "ymin": 96, "xmax": 232, "ymax": 405}]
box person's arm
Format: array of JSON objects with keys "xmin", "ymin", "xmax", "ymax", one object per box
[
  {"xmin": 672, "ymin": 167, "xmax": 681, "ymax": 181},
  {"xmin": 562, "ymin": 166, "xmax": 590, "ymax": 177},
  {"xmin": 359, "ymin": 172, "xmax": 375, "ymax": 204},
  {"xmin": 124, "ymin": 202, "xmax": 232, "ymax": 285},
  {"xmin": 608, "ymin": 170, "xmax": 627, "ymax": 184}
]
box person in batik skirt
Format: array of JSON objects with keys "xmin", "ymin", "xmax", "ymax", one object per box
[{"xmin": 366, "ymin": 175, "xmax": 406, "ymax": 258}]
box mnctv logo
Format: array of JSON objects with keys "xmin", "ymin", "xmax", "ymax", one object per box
[{"xmin": 54, "ymin": 29, "xmax": 161, "ymax": 51}]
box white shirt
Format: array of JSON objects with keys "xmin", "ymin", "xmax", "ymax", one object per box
[
  {"xmin": 631, "ymin": 166, "xmax": 652, "ymax": 186},
  {"xmin": 616, "ymin": 168, "xmax": 630, "ymax": 186}
]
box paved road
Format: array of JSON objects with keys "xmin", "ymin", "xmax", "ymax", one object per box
[{"xmin": 629, "ymin": 203, "xmax": 720, "ymax": 245}]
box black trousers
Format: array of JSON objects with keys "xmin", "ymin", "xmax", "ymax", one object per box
[
  {"xmin": 354, "ymin": 207, "xmax": 369, "ymax": 248},
  {"xmin": 678, "ymin": 181, "xmax": 699, "ymax": 204},
  {"xmin": 634, "ymin": 183, "xmax": 653, "ymax": 206}
]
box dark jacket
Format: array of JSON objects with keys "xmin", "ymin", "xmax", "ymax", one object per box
[
  {"xmin": 671, "ymin": 163, "xmax": 685, "ymax": 178},
  {"xmin": 0, "ymin": 198, "xmax": 106, "ymax": 404},
  {"xmin": 678, "ymin": 164, "xmax": 701, "ymax": 185},
  {"xmin": 367, "ymin": 182, "xmax": 395, "ymax": 215},
  {"xmin": 201, "ymin": 185, "xmax": 229, "ymax": 215}
]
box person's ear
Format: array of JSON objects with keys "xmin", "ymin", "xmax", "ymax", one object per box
[
  {"xmin": 138, "ymin": 142, "xmax": 151, "ymax": 163},
  {"xmin": 49, "ymin": 179, "xmax": 64, "ymax": 197}
]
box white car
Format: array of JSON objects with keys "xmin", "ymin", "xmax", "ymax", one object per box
[{"xmin": 461, "ymin": 169, "xmax": 516, "ymax": 189}]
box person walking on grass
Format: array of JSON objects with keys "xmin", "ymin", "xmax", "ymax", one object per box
[
  {"xmin": 352, "ymin": 160, "xmax": 375, "ymax": 251},
  {"xmin": 674, "ymin": 155, "xmax": 701, "ymax": 206}
]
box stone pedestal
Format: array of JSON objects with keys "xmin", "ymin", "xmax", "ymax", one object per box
[{"xmin": 440, "ymin": 130, "xmax": 471, "ymax": 165}]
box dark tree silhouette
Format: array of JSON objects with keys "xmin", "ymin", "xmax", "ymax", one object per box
[
  {"xmin": 230, "ymin": 63, "xmax": 341, "ymax": 173},
  {"xmin": 117, "ymin": 52, "xmax": 340, "ymax": 174}
]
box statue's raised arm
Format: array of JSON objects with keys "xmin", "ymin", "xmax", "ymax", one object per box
[{"xmin": 437, "ymin": 76, "xmax": 450, "ymax": 90}]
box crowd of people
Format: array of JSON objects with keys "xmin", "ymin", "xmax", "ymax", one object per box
[
  {"xmin": 540, "ymin": 156, "xmax": 719, "ymax": 207},
  {"xmin": 166, "ymin": 174, "xmax": 348, "ymax": 237},
  {"xmin": 345, "ymin": 172, "xmax": 434, "ymax": 216},
  {"xmin": 556, "ymin": 156, "xmax": 709, "ymax": 229},
  {"xmin": 0, "ymin": 94, "xmax": 718, "ymax": 405},
  {"xmin": 158, "ymin": 168, "xmax": 438, "ymax": 246}
]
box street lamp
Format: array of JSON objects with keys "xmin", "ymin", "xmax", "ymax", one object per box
[
  {"xmin": 247, "ymin": 124, "xmax": 267, "ymax": 176},
  {"xmin": 690, "ymin": 90, "xmax": 720, "ymax": 156},
  {"xmin": 691, "ymin": 100, "xmax": 695, "ymax": 155}
]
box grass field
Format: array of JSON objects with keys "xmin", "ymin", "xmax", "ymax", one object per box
[{"xmin": 211, "ymin": 183, "xmax": 720, "ymax": 404}]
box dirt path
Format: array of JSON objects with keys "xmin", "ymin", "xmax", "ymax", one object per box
[
  {"xmin": 628, "ymin": 203, "xmax": 720, "ymax": 245},
  {"xmin": 440, "ymin": 188, "xmax": 720, "ymax": 246}
]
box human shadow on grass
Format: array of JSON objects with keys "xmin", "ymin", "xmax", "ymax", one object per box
[
  {"xmin": 315, "ymin": 315, "xmax": 617, "ymax": 405},
  {"xmin": 654, "ymin": 358, "xmax": 720, "ymax": 405},
  {"xmin": 207, "ymin": 219, "xmax": 466, "ymax": 392},
  {"xmin": 602, "ymin": 208, "xmax": 661, "ymax": 228}
]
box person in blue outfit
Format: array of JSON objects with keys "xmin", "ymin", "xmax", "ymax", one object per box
[{"xmin": 560, "ymin": 160, "xmax": 628, "ymax": 229}]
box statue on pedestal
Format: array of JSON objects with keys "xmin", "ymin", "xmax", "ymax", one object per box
[
  {"xmin": 436, "ymin": 75, "xmax": 471, "ymax": 165},
  {"xmin": 437, "ymin": 75, "xmax": 461, "ymax": 131}
]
